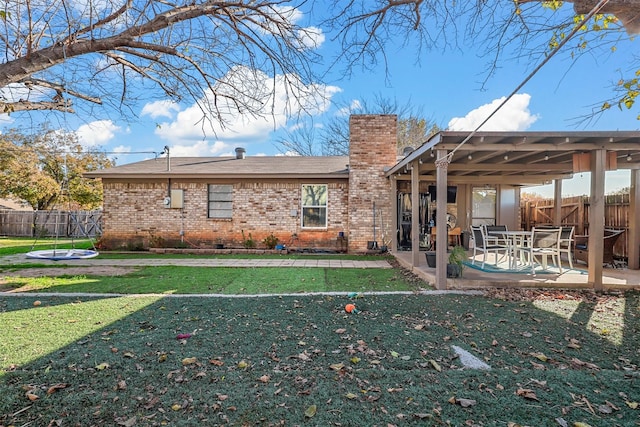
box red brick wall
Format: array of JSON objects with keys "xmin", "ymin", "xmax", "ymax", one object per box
[
  {"xmin": 348, "ymin": 115, "xmax": 397, "ymax": 252},
  {"xmin": 99, "ymin": 179, "xmax": 349, "ymax": 250},
  {"xmin": 98, "ymin": 115, "xmax": 398, "ymax": 252}
]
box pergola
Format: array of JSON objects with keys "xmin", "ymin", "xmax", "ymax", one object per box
[{"xmin": 386, "ymin": 130, "xmax": 640, "ymax": 290}]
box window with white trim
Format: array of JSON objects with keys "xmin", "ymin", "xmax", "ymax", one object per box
[
  {"xmin": 301, "ymin": 184, "xmax": 327, "ymax": 228},
  {"xmin": 208, "ymin": 184, "xmax": 232, "ymax": 219}
]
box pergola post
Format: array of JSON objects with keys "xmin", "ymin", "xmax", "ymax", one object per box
[
  {"xmin": 553, "ymin": 179, "xmax": 563, "ymax": 225},
  {"xmin": 391, "ymin": 175, "xmax": 398, "ymax": 253},
  {"xmin": 435, "ymin": 149, "xmax": 448, "ymax": 290},
  {"xmin": 588, "ymin": 149, "xmax": 606, "ymax": 291},
  {"xmin": 411, "ymin": 161, "xmax": 421, "ymax": 267},
  {"xmin": 629, "ymin": 169, "xmax": 640, "ymax": 269}
]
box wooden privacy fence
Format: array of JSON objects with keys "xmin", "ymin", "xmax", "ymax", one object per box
[
  {"xmin": 521, "ymin": 194, "xmax": 630, "ymax": 259},
  {"xmin": 0, "ymin": 210, "xmax": 102, "ymax": 238}
]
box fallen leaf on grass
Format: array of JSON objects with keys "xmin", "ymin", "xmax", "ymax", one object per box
[
  {"xmin": 116, "ymin": 417, "xmax": 137, "ymax": 427},
  {"xmin": 530, "ymin": 361, "xmax": 546, "ymax": 370},
  {"xmin": 448, "ymin": 396, "xmax": 477, "ymax": 407},
  {"xmin": 46, "ymin": 383, "xmax": 68, "ymax": 394},
  {"xmin": 181, "ymin": 357, "xmax": 197, "ymax": 366},
  {"xmin": 570, "ymin": 358, "xmax": 599, "ymax": 370},
  {"xmin": 516, "ymin": 388, "xmax": 539, "ymax": 401},
  {"xmin": 209, "ymin": 359, "xmax": 224, "ymax": 366},
  {"xmin": 597, "ymin": 404, "xmax": 612, "ymax": 414},
  {"xmin": 237, "ymin": 360, "xmax": 248, "ymax": 369},
  {"xmin": 345, "ymin": 392, "xmax": 358, "ymax": 400},
  {"xmin": 26, "ymin": 392, "xmax": 39, "ymax": 401},
  {"xmin": 258, "ymin": 375, "xmax": 270, "ymax": 383},
  {"xmin": 530, "ymin": 352, "xmax": 548, "ymax": 362},
  {"xmin": 414, "ymin": 413, "xmax": 432, "ymax": 419},
  {"xmin": 625, "ymin": 401, "xmax": 638, "ymax": 409},
  {"xmin": 171, "ymin": 404, "xmax": 182, "ymax": 411},
  {"xmin": 329, "ymin": 363, "xmax": 345, "ymax": 371},
  {"xmin": 304, "ymin": 404, "xmax": 317, "ymax": 418},
  {"xmin": 334, "ymin": 328, "xmax": 346, "ymax": 334},
  {"xmin": 555, "ymin": 417, "xmax": 568, "ymax": 427},
  {"xmin": 429, "ymin": 359, "xmax": 442, "ymax": 372},
  {"xmin": 567, "ymin": 338, "xmax": 581, "ymax": 349},
  {"xmin": 573, "ymin": 423, "xmax": 593, "ymax": 427},
  {"xmin": 96, "ymin": 362, "xmax": 109, "ymax": 370}
]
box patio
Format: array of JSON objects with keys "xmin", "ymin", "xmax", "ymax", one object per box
[
  {"xmin": 393, "ymin": 250, "xmax": 640, "ymax": 291},
  {"xmin": 387, "ymin": 130, "xmax": 640, "ymax": 291}
]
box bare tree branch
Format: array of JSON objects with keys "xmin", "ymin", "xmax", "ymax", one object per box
[{"xmin": 0, "ymin": 0, "xmax": 321, "ymax": 126}]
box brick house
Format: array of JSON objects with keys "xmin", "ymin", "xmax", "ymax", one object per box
[{"xmin": 85, "ymin": 115, "xmax": 397, "ymax": 252}]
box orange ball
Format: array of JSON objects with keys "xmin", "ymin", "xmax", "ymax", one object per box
[{"xmin": 345, "ymin": 303, "xmax": 356, "ymax": 313}]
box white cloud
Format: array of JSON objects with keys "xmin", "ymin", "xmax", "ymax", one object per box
[
  {"xmin": 447, "ymin": 93, "xmax": 539, "ymax": 131},
  {"xmin": 169, "ymin": 140, "xmax": 229, "ymax": 157},
  {"xmin": 337, "ymin": 99, "xmax": 361, "ymax": 117},
  {"xmin": 154, "ymin": 66, "xmax": 340, "ymax": 154},
  {"xmin": 76, "ymin": 120, "xmax": 121, "ymax": 147},
  {"xmin": 297, "ymin": 26, "xmax": 325, "ymax": 49},
  {"xmin": 277, "ymin": 151, "xmax": 302, "ymax": 157},
  {"xmin": 141, "ymin": 100, "xmax": 180, "ymax": 119}
]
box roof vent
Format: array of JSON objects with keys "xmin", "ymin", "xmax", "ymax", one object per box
[
  {"xmin": 235, "ymin": 147, "xmax": 246, "ymax": 159},
  {"xmin": 402, "ymin": 146, "xmax": 414, "ymax": 156}
]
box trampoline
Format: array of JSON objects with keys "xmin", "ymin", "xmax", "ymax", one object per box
[{"xmin": 26, "ymin": 249, "xmax": 100, "ymax": 261}]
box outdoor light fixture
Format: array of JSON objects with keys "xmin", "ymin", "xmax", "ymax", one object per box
[
  {"xmin": 430, "ymin": 150, "xmax": 434, "ymax": 158},
  {"xmin": 419, "ymin": 158, "xmax": 423, "ymax": 164},
  {"xmin": 627, "ymin": 153, "xmax": 633, "ymax": 162},
  {"xmin": 544, "ymin": 154, "xmax": 549, "ymax": 161},
  {"xmin": 467, "ymin": 152, "xmax": 473, "ymax": 160},
  {"xmin": 503, "ymin": 154, "xmax": 509, "ymax": 160}
]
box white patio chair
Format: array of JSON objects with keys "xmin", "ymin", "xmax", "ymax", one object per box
[
  {"xmin": 470, "ymin": 225, "xmax": 509, "ymax": 269},
  {"xmin": 515, "ymin": 227, "xmax": 562, "ymax": 275}
]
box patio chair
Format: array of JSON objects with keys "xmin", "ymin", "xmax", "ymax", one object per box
[
  {"xmin": 470, "ymin": 225, "xmax": 509, "ymax": 269},
  {"xmin": 558, "ymin": 226, "xmax": 575, "ymax": 269},
  {"xmin": 515, "ymin": 227, "xmax": 562, "ymax": 275},
  {"xmin": 574, "ymin": 228, "xmax": 625, "ymax": 267},
  {"xmin": 536, "ymin": 225, "xmax": 575, "ymax": 269},
  {"xmin": 485, "ymin": 225, "xmax": 508, "ymax": 246}
]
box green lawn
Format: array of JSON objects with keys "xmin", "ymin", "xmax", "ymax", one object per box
[
  {"xmin": 1, "ymin": 246, "xmax": 639, "ymax": 425},
  {"xmin": 1, "ymin": 291, "xmax": 639, "ymax": 426},
  {"xmin": 0, "ymin": 266, "xmax": 421, "ymax": 294}
]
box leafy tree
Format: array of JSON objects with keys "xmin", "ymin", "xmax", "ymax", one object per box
[
  {"xmin": 0, "ymin": 0, "xmax": 322, "ymax": 127},
  {"xmin": 0, "ymin": 124, "xmax": 113, "ymax": 210},
  {"xmin": 276, "ymin": 95, "xmax": 440, "ymax": 156}
]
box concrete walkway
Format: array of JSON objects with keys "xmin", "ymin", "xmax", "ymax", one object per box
[{"xmin": 0, "ymin": 254, "xmax": 392, "ymax": 269}]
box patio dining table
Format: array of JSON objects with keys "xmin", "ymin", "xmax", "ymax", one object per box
[{"xmin": 487, "ymin": 230, "xmax": 532, "ymax": 270}]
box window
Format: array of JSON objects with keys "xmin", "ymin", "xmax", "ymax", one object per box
[
  {"xmin": 208, "ymin": 184, "xmax": 232, "ymax": 219},
  {"xmin": 301, "ymin": 184, "xmax": 327, "ymax": 228},
  {"xmin": 471, "ymin": 187, "xmax": 496, "ymax": 226}
]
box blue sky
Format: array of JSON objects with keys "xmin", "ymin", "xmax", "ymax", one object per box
[{"xmin": 3, "ymin": 2, "xmax": 638, "ymax": 198}]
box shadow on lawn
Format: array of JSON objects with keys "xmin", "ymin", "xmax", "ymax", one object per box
[{"xmin": 1, "ymin": 291, "xmax": 639, "ymax": 426}]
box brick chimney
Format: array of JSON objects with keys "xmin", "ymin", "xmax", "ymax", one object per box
[{"xmin": 348, "ymin": 115, "xmax": 397, "ymax": 252}]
